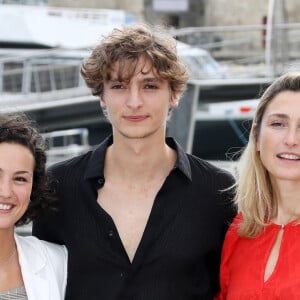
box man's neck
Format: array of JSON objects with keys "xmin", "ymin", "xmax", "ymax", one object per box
[{"xmin": 104, "ymin": 136, "xmax": 176, "ymax": 184}]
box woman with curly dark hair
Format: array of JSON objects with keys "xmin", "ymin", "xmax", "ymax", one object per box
[{"xmin": 0, "ymin": 113, "xmax": 67, "ymax": 299}]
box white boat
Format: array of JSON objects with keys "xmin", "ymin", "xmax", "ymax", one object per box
[
  {"xmin": 0, "ymin": 4, "xmax": 137, "ymax": 48},
  {"xmin": 177, "ymin": 41, "xmax": 227, "ymax": 79}
]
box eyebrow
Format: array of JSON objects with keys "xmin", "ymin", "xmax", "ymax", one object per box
[
  {"xmin": 266, "ymin": 113, "xmax": 289, "ymax": 119},
  {"xmin": 108, "ymin": 77, "xmax": 163, "ymax": 83},
  {"xmin": 143, "ymin": 77, "xmax": 163, "ymax": 83},
  {"xmin": 15, "ymin": 170, "xmax": 32, "ymax": 175},
  {"xmin": 0, "ymin": 169, "xmax": 32, "ymax": 175}
]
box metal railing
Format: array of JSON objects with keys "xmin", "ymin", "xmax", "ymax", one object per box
[
  {"xmin": 0, "ymin": 49, "xmax": 85, "ymax": 94},
  {"xmin": 42, "ymin": 127, "xmax": 92, "ymax": 165},
  {"xmin": 171, "ymin": 22, "xmax": 300, "ymax": 79}
]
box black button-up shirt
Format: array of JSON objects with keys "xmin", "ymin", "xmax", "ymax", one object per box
[{"xmin": 33, "ymin": 135, "xmax": 236, "ymax": 300}]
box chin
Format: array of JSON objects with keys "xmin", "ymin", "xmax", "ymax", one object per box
[
  {"xmin": 119, "ymin": 129, "xmax": 158, "ymax": 139},
  {"xmin": 274, "ymin": 173, "xmax": 300, "ymax": 181}
]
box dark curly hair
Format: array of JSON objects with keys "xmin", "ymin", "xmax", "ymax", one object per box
[
  {"xmin": 80, "ymin": 23, "xmax": 189, "ymax": 101},
  {"xmin": 0, "ymin": 112, "xmax": 54, "ymax": 226}
]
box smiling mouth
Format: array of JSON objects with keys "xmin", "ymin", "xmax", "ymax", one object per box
[
  {"xmin": 277, "ymin": 154, "xmax": 300, "ymax": 160},
  {"xmin": 0, "ymin": 203, "xmax": 14, "ymax": 211}
]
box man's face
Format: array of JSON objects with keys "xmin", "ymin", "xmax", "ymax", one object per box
[{"xmin": 101, "ymin": 57, "xmax": 179, "ymax": 140}]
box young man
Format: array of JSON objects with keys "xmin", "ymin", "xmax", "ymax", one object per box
[{"xmin": 33, "ymin": 23, "xmax": 236, "ymax": 299}]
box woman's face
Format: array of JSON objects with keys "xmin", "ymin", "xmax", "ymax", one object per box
[
  {"xmin": 257, "ymin": 91, "xmax": 300, "ymax": 183},
  {"xmin": 0, "ymin": 142, "xmax": 34, "ymax": 232}
]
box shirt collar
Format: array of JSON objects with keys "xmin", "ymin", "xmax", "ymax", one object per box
[
  {"xmin": 165, "ymin": 137, "xmax": 192, "ymax": 180},
  {"xmin": 84, "ymin": 135, "xmax": 112, "ymax": 181},
  {"xmin": 84, "ymin": 135, "xmax": 192, "ymax": 181}
]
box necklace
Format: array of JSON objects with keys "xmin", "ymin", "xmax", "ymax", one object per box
[{"xmin": 0, "ymin": 247, "xmax": 17, "ymax": 270}]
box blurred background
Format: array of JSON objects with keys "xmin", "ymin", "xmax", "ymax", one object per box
[{"xmin": 0, "ymin": 0, "xmax": 299, "ymax": 170}]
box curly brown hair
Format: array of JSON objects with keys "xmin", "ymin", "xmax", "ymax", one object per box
[
  {"xmin": 80, "ymin": 23, "xmax": 189, "ymax": 100},
  {"xmin": 0, "ymin": 112, "xmax": 55, "ymax": 226}
]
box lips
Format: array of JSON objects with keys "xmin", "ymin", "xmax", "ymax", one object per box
[
  {"xmin": 0, "ymin": 203, "xmax": 14, "ymax": 211},
  {"xmin": 124, "ymin": 115, "xmax": 148, "ymax": 122},
  {"xmin": 277, "ymin": 153, "xmax": 300, "ymax": 160}
]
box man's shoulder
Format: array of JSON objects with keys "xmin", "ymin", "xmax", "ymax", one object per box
[
  {"xmin": 187, "ymin": 153, "xmax": 233, "ymax": 176},
  {"xmin": 186, "ymin": 154, "xmax": 235, "ymax": 193},
  {"xmin": 166, "ymin": 137, "xmax": 232, "ymax": 181}
]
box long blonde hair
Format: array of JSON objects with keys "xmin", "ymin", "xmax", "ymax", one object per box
[{"xmin": 235, "ymin": 72, "xmax": 300, "ymax": 237}]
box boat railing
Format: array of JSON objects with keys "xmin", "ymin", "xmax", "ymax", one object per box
[
  {"xmin": 42, "ymin": 127, "xmax": 92, "ymax": 165},
  {"xmin": 0, "ymin": 49, "xmax": 86, "ymax": 95}
]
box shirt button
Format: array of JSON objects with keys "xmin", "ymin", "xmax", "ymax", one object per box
[
  {"xmin": 120, "ymin": 272, "xmax": 125, "ymax": 278},
  {"xmin": 97, "ymin": 178, "xmax": 105, "ymax": 185},
  {"xmin": 108, "ymin": 230, "xmax": 114, "ymax": 238}
]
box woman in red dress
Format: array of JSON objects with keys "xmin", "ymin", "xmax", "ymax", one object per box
[{"xmin": 216, "ymin": 72, "xmax": 300, "ymax": 299}]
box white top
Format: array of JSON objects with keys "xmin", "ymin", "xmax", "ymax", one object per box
[{"xmin": 14, "ymin": 234, "xmax": 68, "ymax": 300}]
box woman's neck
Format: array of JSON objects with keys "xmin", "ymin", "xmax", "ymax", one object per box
[
  {"xmin": 271, "ymin": 180, "xmax": 300, "ymax": 225},
  {"xmin": 0, "ymin": 229, "xmax": 16, "ymax": 265}
]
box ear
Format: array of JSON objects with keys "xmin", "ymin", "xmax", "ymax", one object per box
[
  {"xmin": 169, "ymin": 92, "xmax": 180, "ymax": 108},
  {"xmin": 100, "ymin": 96, "xmax": 106, "ymax": 108}
]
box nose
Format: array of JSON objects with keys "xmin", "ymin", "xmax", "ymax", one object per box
[
  {"xmin": 0, "ymin": 177, "xmax": 12, "ymax": 198},
  {"xmin": 284, "ymin": 126, "xmax": 300, "ymax": 147},
  {"xmin": 126, "ymin": 86, "xmax": 143, "ymax": 109}
]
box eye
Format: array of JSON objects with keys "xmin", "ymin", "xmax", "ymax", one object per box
[
  {"xmin": 111, "ymin": 84, "xmax": 125, "ymax": 89},
  {"xmin": 144, "ymin": 84, "xmax": 158, "ymax": 89},
  {"xmin": 270, "ymin": 121, "xmax": 286, "ymax": 128},
  {"xmin": 271, "ymin": 121, "xmax": 282, "ymax": 126},
  {"xmin": 14, "ymin": 176, "xmax": 28, "ymax": 183}
]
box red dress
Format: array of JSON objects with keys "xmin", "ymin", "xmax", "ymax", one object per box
[{"xmin": 215, "ymin": 213, "xmax": 300, "ymax": 299}]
